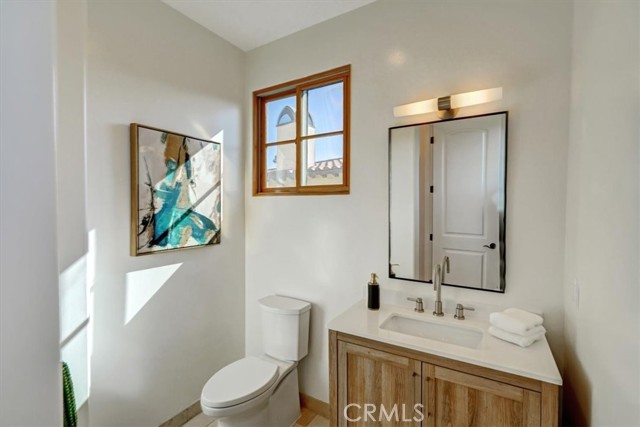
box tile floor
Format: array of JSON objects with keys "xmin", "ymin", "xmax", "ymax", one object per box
[
  {"xmin": 181, "ymin": 412, "xmax": 217, "ymax": 427},
  {"xmin": 180, "ymin": 408, "xmax": 328, "ymax": 427},
  {"xmin": 294, "ymin": 407, "xmax": 329, "ymax": 427}
]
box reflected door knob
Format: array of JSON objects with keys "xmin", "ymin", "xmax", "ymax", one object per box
[{"xmin": 483, "ymin": 243, "xmax": 496, "ymax": 249}]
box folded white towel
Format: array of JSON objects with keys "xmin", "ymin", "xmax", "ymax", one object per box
[
  {"xmin": 505, "ymin": 308, "xmax": 544, "ymax": 327},
  {"xmin": 489, "ymin": 326, "xmax": 545, "ymax": 348},
  {"xmin": 489, "ymin": 309, "xmax": 543, "ymax": 335},
  {"xmin": 505, "ymin": 324, "xmax": 546, "ymax": 337}
]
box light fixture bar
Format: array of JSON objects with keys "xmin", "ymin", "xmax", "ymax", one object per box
[{"xmin": 393, "ymin": 87, "xmax": 503, "ymax": 118}]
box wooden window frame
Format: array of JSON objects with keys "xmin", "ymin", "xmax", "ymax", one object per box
[{"xmin": 253, "ymin": 65, "xmax": 351, "ymax": 196}]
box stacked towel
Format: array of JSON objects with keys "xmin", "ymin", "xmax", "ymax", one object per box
[{"xmin": 489, "ymin": 308, "xmax": 545, "ymax": 348}]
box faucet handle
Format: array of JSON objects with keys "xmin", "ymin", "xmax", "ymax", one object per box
[
  {"xmin": 407, "ymin": 297, "xmax": 425, "ymax": 313},
  {"xmin": 454, "ymin": 303, "xmax": 475, "ymax": 320}
]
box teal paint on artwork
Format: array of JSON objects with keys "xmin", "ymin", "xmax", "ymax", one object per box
[{"xmin": 150, "ymin": 151, "xmax": 218, "ymax": 249}]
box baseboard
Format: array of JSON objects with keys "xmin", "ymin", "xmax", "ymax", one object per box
[
  {"xmin": 299, "ymin": 393, "xmax": 330, "ymax": 419},
  {"xmin": 159, "ymin": 400, "xmax": 201, "ymax": 427}
]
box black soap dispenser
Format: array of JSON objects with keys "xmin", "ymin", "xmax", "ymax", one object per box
[{"xmin": 367, "ymin": 273, "xmax": 380, "ymax": 311}]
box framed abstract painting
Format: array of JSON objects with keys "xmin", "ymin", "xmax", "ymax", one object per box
[{"xmin": 130, "ymin": 124, "xmax": 221, "ymax": 256}]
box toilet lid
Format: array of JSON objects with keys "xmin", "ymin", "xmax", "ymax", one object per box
[{"xmin": 201, "ymin": 357, "xmax": 279, "ymax": 409}]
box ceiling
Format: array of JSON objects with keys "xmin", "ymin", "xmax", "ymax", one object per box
[{"xmin": 162, "ymin": 0, "xmax": 376, "ymax": 52}]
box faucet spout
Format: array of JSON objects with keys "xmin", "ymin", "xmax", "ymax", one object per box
[
  {"xmin": 432, "ymin": 264, "xmax": 441, "ymax": 292},
  {"xmin": 432, "ymin": 264, "xmax": 444, "ymax": 317},
  {"xmin": 443, "ymin": 256, "xmax": 450, "ymax": 275}
]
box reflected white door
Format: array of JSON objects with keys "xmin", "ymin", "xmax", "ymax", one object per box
[{"xmin": 432, "ymin": 115, "xmax": 505, "ymax": 289}]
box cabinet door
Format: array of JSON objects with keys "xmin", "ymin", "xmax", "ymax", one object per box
[
  {"xmin": 423, "ymin": 364, "xmax": 541, "ymax": 427},
  {"xmin": 338, "ymin": 341, "xmax": 422, "ymax": 427}
]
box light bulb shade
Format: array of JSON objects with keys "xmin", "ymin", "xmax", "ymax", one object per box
[
  {"xmin": 449, "ymin": 87, "xmax": 502, "ymax": 109},
  {"xmin": 393, "ymin": 87, "xmax": 502, "ymax": 118},
  {"xmin": 392, "ymin": 98, "xmax": 438, "ymax": 117}
]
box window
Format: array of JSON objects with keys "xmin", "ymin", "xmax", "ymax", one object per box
[{"xmin": 253, "ymin": 65, "xmax": 350, "ymax": 195}]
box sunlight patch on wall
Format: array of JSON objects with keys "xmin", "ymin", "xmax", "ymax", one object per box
[
  {"xmin": 125, "ymin": 263, "xmax": 182, "ymax": 324},
  {"xmin": 59, "ymin": 255, "xmax": 88, "ymax": 341},
  {"xmin": 87, "ymin": 228, "xmax": 96, "ymax": 362},
  {"xmin": 59, "ymin": 229, "xmax": 97, "ymax": 409},
  {"xmin": 61, "ymin": 326, "xmax": 90, "ymax": 407},
  {"xmin": 213, "ymin": 129, "xmax": 225, "ymax": 225},
  {"xmin": 211, "ymin": 129, "xmax": 224, "ymax": 143},
  {"xmin": 59, "ymin": 253, "xmax": 89, "ymax": 408}
]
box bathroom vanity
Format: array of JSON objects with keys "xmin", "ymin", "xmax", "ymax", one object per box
[{"xmin": 328, "ymin": 301, "xmax": 561, "ymax": 426}]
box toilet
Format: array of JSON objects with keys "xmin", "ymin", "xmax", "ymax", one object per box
[{"xmin": 201, "ymin": 295, "xmax": 311, "ymax": 427}]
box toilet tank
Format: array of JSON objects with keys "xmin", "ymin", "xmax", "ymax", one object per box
[{"xmin": 258, "ymin": 295, "xmax": 311, "ymax": 361}]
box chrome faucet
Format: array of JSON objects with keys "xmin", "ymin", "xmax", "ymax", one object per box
[
  {"xmin": 432, "ymin": 256, "xmax": 449, "ymax": 317},
  {"xmin": 432, "ymin": 264, "xmax": 444, "ymax": 316}
]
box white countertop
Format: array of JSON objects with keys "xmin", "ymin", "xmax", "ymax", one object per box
[{"xmin": 328, "ymin": 300, "xmax": 562, "ymax": 386}]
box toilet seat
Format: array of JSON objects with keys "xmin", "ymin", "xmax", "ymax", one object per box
[{"xmin": 201, "ymin": 356, "xmax": 279, "ymax": 409}]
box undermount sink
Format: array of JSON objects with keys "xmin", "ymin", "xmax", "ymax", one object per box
[{"xmin": 380, "ymin": 314, "xmax": 483, "ymax": 349}]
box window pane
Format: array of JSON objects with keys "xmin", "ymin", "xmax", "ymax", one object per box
[
  {"xmin": 302, "ymin": 81, "xmax": 344, "ymax": 136},
  {"xmin": 301, "ymin": 134, "xmax": 343, "ymax": 186},
  {"xmin": 265, "ymin": 143, "xmax": 296, "ymax": 188},
  {"xmin": 266, "ymin": 96, "xmax": 296, "ymax": 143}
]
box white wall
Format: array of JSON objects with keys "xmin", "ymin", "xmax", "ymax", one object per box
[
  {"xmin": 56, "ymin": 0, "xmax": 88, "ymax": 272},
  {"xmin": 86, "ymin": 1, "xmax": 246, "ymax": 425},
  {"xmin": 563, "ymin": 1, "xmax": 640, "ymax": 425},
  {"xmin": 55, "ymin": 2, "xmax": 92, "ymax": 425},
  {"xmin": 0, "ymin": 1, "xmax": 62, "ymax": 425},
  {"xmin": 245, "ymin": 0, "xmax": 573, "ymax": 402}
]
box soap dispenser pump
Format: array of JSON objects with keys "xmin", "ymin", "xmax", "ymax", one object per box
[{"xmin": 367, "ymin": 273, "xmax": 380, "ymax": 311}]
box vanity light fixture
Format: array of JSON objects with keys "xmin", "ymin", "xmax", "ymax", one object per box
[{"xmin": 393, "ymin": 87, "xmax": 503, "ymax": 119}]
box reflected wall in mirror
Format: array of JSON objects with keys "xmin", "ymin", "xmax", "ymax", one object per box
[{"xmin": 389, "ymin": 112, "xmax": 507, "ymax": 292}]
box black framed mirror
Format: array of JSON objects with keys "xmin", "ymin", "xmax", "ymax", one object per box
[{"xmin": 389, "ymin": 112, "xmax": 508, "ymax": 292}]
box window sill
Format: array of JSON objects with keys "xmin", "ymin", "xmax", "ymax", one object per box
[{"xmin": 253, "ymin": 185, "xmax": 350, "ymax": 196}]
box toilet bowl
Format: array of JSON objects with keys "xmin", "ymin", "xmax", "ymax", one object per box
[
  {"xmin": 201, "ymin": 296, "xmax": 311, "ymax": 427},
  {"xmin": 201, "ymin": 356, "xmax": 300, "ymax": 426}
]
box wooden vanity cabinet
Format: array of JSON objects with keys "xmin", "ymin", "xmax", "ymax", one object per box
[
  {"xmin": 330, "ymin": 331, "xmax": 560, "ymax": 427},
  {"xmin": 423, "ymin": 365, "xmax": 542, "ymax": 426},
  {"xmin": 337, "ymin": 341, "xmax": 422, "ymax": 427}
]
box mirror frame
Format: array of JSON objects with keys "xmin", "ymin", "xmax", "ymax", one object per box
[{"xmin": 388, "ymin": 111, "xmax": 509, "ymax": 293}]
